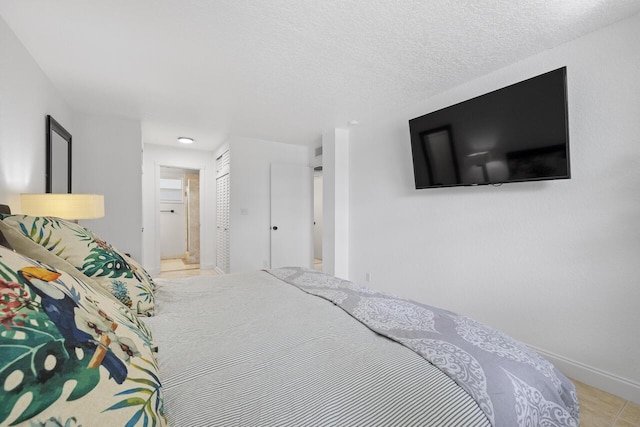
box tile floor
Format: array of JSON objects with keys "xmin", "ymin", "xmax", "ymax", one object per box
[
  {"xmin": 153, "ymin": 264, "xmax": 640, "ymax": 426},
  {"xmin": 157, "ymin": 258, "xmax": 217, "ymax": 279},
  {"xmin": 159, "ymin": 257, "xmax": 200, "ymax": 272},
  {"xmin": 574, "ymin": 379, "xmax": 640, "ymax": 427},
  {"xmin": 155, "ymin": 267, "xmax": 218, "ymax": 279}
]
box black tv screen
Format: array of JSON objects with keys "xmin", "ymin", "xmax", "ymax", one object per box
[{"xmin": 409, "ymin": 67, "xmax": 570, "ymax": 189}]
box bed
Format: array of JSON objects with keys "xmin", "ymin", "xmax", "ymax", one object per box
[{"xmin": 0, "ymin": 207, "xmax": 580, "ymax": 427}]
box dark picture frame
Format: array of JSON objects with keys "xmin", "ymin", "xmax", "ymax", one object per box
[{"xmin": 46, "ymin": 115, "xmax": 72, "ymax": 193}]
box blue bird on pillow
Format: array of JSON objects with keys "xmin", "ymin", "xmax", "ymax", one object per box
[{"xmin": 18, "ymin": 266, "xmax": 128, "ymax": 384}]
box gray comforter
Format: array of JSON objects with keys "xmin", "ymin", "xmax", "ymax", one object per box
[{"xmin": 268, "ymin": 267, "xmax": 580, "ymax": 427}]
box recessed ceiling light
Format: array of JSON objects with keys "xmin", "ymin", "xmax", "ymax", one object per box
[
  {"xmin": 347, "ymin": 120, "xmax": 360, "ymax": 126},
  {"xmin": 178, "ymin": 137, "xmax": 194, "ymax": 144}
]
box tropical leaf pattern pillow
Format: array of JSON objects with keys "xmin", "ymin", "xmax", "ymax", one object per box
[
  {"xmin": 0, "ymin": 245, "xmax": 166, "ymax": 426},
  {"xmin": 0, "ymin": 214, "xmax": 155, "ymax": 316}
]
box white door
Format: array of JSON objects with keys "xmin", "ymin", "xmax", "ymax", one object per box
[
  {"xmin": 313, "ymin": 172, "xmax": 323, "ymax": 261},
  {"xmin": 216, "ymin": 173, "xmax": 230, "ymax": 273},
  {"xmin": 270, "ymin": 163, "xmax": 313, "ymax": 269},
  {"xmin": 216, "ymin": 151, "xmax": 231, "ymax": 273}
]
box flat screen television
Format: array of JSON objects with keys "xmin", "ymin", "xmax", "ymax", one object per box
[{"xmin": 409, "ymin": 67, "xmax": 570, "ymax": 189}]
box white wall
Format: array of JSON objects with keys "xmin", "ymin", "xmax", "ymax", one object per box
[
  {"xmin": 228, "ymin": 136, "xmax": 309, "ymax": 273},
  {"xmin": 322, "ymin": 129, "xmax": 349, "ymax": 278},
  {"xmin": 0, "ymin": 16, "xmax": 145, "ymax": 262},
  {"xmin": 0, "ymin": 16, "xmax": 73, "ymax": 208},
  {"xmin": 142, "ymin": 143, "xmax": 215, "ymax": 274},
  {"xmin": 348, "ymin": 13, "xmax": 640, "ymax": 402},
  {"xmin": 73, "ymin": 113, "xmax": 143, "ymax": 260}
]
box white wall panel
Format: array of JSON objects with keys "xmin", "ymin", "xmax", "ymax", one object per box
[{"xmin": 74, "ymin": 114, "xmax": 143, "ymax": 260}]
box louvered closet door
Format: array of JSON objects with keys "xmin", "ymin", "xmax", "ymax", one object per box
[{"xmin": 216, "ymin": 151, "xmax": 230, "ymax": 273}]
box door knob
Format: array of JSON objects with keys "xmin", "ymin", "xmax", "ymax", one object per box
[{"xmin": 272, "ymin": 226, "xmax": 278, "ymax": 230}]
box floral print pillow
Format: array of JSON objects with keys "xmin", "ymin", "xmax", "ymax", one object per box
[
  {"xmin": 0, "ymin": 214, "xmax": 155, "ymax": 316},
  {"xmin": 0, "ymin": 245, "xmax": 166, "ymax": 426}
]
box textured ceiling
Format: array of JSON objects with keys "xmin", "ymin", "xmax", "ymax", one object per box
[{"xmin": 1, "ymin": 0, "xmax": 640, "ymax": 150}]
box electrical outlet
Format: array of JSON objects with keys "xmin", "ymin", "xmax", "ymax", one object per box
[{"xmin": 365, "ymin": 272, "xmax": 371, "ymax": 282}]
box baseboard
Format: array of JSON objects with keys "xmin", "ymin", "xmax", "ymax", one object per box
[
  {"xmin": 199, "ymin": 263, "xmax": 216, "ymax": 271},
  {"xmin": 531, "ymin": 345, "xmax": 640, "ymax": 405}
]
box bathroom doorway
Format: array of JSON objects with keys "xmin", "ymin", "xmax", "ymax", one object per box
[
  {"xmin": 313, "ymin": 167, "xmax": 323, "ymax": 271},
  {"xmin": 158, "ymin": 166, "xmax": 201, "ymax": 272}
]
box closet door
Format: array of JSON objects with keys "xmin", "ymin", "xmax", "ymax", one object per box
[
  {"xmin": 216, "ymin": 151, "xmax": 230, "ymax": 273},
  {"xmin": 270, "ymin": 163, "xmax": 312, "ymax": 269}
]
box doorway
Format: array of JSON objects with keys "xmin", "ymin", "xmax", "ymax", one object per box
[
  {"xmin": 313, "ymin": 167, "xmax": 323, "ymax": 271},
  {"xmin": 159, "ymin": 166, "xmax": 201, "ymax": 273}
]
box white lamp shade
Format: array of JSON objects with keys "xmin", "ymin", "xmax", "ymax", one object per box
[{"xmin": 20, "ymin": 194, "xmax": 105, "ymax": 220}]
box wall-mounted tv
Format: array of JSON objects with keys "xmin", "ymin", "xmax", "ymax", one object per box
[{"xmin": 409, "ymin": 67, "xmax": 570, "ymax": 189}]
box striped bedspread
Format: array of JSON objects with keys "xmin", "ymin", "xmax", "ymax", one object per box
[{"xmin": 146, "ymin": 271, "xmax": 491, "ymax": 426}]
